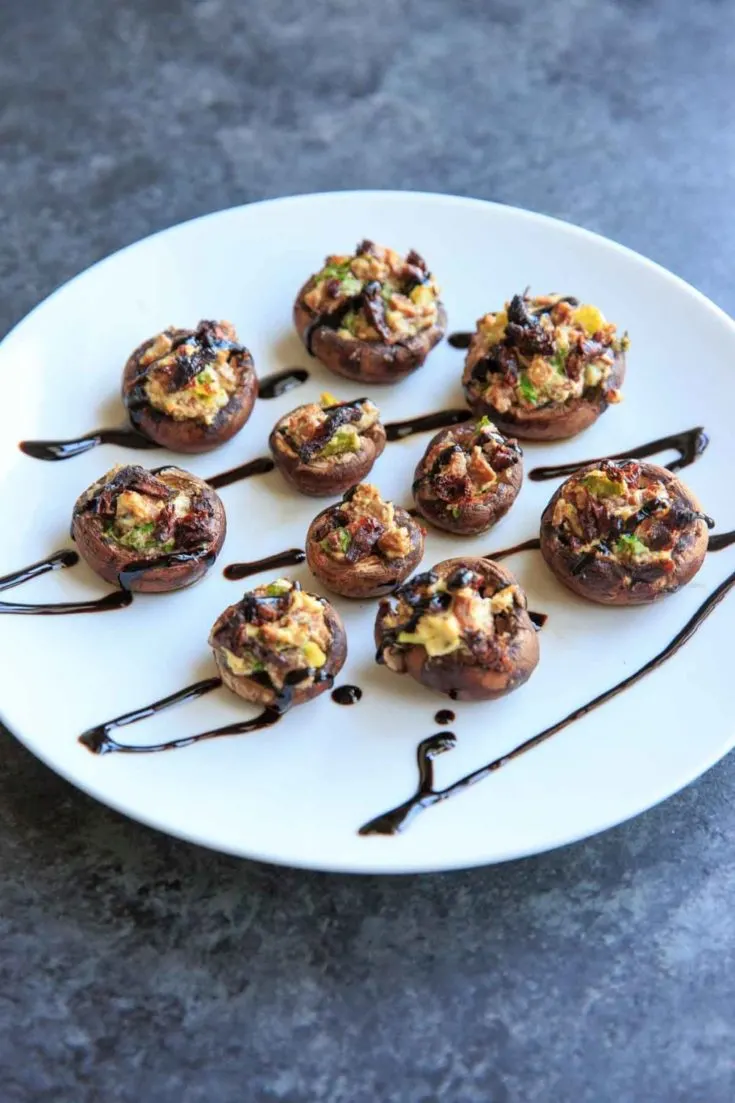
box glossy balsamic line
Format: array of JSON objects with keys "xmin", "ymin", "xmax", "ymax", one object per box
[
  {"xmin": 258, "ymin": 368, "xmax": 309, "ymax": 400},
  {"xmin": 79, "ymin": 666, "xmax": 325, "ymax": 754},
  {"xmin": 332, "ymin": 685, "xmax": 363, "ymax": 705},
  {"xmin": 447, "ymin": 331, "xmax": 472, "ymax": 349},
  {"xmin": 360, "ymin": 566, "xmax": 735, "ymax": 836},
  {"xmin": 19, "ymin": 427, "xmax": 159, "ymax": 462},
  {"xmin": 528, "ymin": 426, "xmax": 709, "ymax": 482},
  {"xmin": 223, "ymin": 549, "xmax": 306, "ymax": 581},
  {"xmin": 0, "ymin": 548, "xmax": 133, "ymax": 615},
  {"xmin": 118, "ymin": 550, "xmax": 216, "ymax": 590},
  {"xmin": 487, "ymin": 537, "xmax": 541, "ymax": 561},
  {"xmin": 207, "ymin": 456, "xmax": 275, "ymax": 490},
  {"xmin": 434, "ymin": 709, "xmax": 455, "ymax": 725},
  {"xmin": 359, "ymin": 733, "xmax": 457, "ymax": 835},
  {"xmin": 0, "ymin": 549, "xmax": 79, "ymax": 593},
  {"xmin": 79, "ymin": 675, "xmax": 282, "ymax": 755},
  {"xmin": 385, "ymin": 409, "xmax": 473, "ymax": 442},
  {"xmin": 709, "ymin": 531, "xmax": 735, "ymax": 552},
  {"xmin": 529, "ymin": 611, "xmax": 548, "ymax": 630},
  {"xmin": 0, "ymin": 591, "xmax": 132, "ymax": 616}
]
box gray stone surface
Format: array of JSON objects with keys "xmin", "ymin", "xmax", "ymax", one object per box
[{"xmin": 1, "ymin": 0, "xmax": 734, "ymax": 1099}]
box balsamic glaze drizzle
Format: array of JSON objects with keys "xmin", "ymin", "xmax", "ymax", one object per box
[
  {"xmin": 19, "ymin": 427, "xmax": 159, "ymax": 462},
  {"xmin": 79, "ymin": 677, "xmax": 281, "ymax": 755},
  {"xmin": 360, "ymin": 567, "xmax": 735, "ymax": 835},
  {"xmin": 0, "ymin": 549, "xmax": 78, "ymax": 592},
  {"xmin": 332, "ymin": 685, "xmax": 363, "ymax": 706},
  {"xmin": 118, "ymin": 551, "xmax": 216, "ymax": 590},
  {"xmin": 258, "ymin": 368, "xmax": 309, "ymax": 400},
  {"xmin": 385, "ymin": 409, "xmax": 473, "ymax": 442},
  {"xmin": 447, "ymin": 331, "xmax": 472, "ymax": 349},
  {"xmin": 207, "ymin": 457, "xmax": 275, "ymax": 490},
  {"xmin": 487, "ymin": 537, "xmax": 541, "ymax": 561},
  {"xmin": 18, "ymin": 369, "xmax": 308, "ymax": 462},
  {"xmin": 224, "ymin": 549, "xmax": 305, "ymax": 581},
  {"xmin": 528, "ymin": 426, "xmax": 709, "ymax": 482},
  {"xmin": 434, "ymin": 709, "xmax": 455, "ymax": 726},
  {"xmin": 0, "ymin": 591, "xmax": 132, "ymax": 616},
  {"xmin": 0, "ymin": 549, "xmax": 133, "ymax": 616},
  {"xmin": 709, "ymin": 531, "xmax": 735, "ymax": 552}
]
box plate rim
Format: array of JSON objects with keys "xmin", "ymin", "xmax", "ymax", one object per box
[{"xmin": 2, "ymin": 188, "xmax": 734, "ymax": 874}]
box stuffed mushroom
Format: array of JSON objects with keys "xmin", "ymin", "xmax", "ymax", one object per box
[
  {"xmin": 412, "ymin": 416, "xmax": 523, "ymax": 535},
  {"xmin": 293, "ymin": 240, "xmax": 447, "ymax": 384},
  {"xmin": 121, "ymin": 319, "xmax": 257, "ymax": 452},
  {"xmin": 71, "ymin": 464, "xmax": 226, "ymax": 592},
  {"xmin": 306, "ymin": 483, "xmax": 425, "ymax": 599},
  {"xmin": 209, "ymin": 578, "xmax": 347, "ymax": 708},
  {"xmin": 269, "ymin": 393, "xmax": 386, "ymax": 497},
  {"xmin": 375, "ymin": 557, "xmax": 539, "ymax": 701},
  {"xmin": 540, "ymin": 460, "xmax": 711, "ymax": 605},
  {"xmin": 462, "ymin": 293, "xmax": 628, "ymax": 441}
]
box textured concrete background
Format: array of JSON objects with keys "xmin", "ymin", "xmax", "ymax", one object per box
[{"xmin": 2, "ymin": 1, "xmax": 735, "ymax": 1100}]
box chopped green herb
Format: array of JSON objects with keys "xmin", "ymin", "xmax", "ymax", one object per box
[
  {"xmin": 475, "ymin": 415, "xmax": 492, "ymax": 431},
  {"xmin": 339, "ymin": 311, "xmax": 359, "ymax": 336},
  {"xmin": 581, "ymin": 473, "xmax": 626, "ymax": 499},
  {"xmin": 319, "ymin": 425, "xmax": 360, "ymax": 458},
  {"xmin": 337, "ymin": 527, "xmax": 351, "ymax": 552},
  {"xmin": 518, "ymin": 373, "xmax": 538, "ymax": 405},
  {"xmin": 161, "ymin": 539, "xmax": 176, "ymax": 553},
  {"xmin": 251, "ymin": 660, "xmax": 265, "ymax": 673},
  {"xmin": 551, "ymin": 349, "xmax": 568, "ymax": 373},
  {"xmin": 319, "ymin": 259, "xmax": 353, "ymax": 281},
  {"xmin": 615, "ymin": 533, "xmax": 648, "ymax": 557},
  {"xmin": 450, "ymin": 506, "xmax": 461, "ymax": 519},
  {"xmin": 265, "ymin": 580, "xmax": 291, "ymax": 597},
  {"xmin": 196, "ymin": 372, "xmax": 209, "ymax": 385},
  {"xmin": 340, "ymin": 275, "xmax": 363, "ymax": 297}
]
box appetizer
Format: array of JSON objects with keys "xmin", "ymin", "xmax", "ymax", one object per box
[
  {"xmin": 462, "ymin": 293, "xmax": 628, "ymax": 441},
  {"xmin": 209, "ymin": 579, "xmax": 347, "ymax": 708},
  {"xmin": 122, "ymin": 319, "xmax": 257, "ymax": 452},
  {"xmin": 540, "ymin": 460, "xmax": 711, "ymax": 605},
  {"xmin": 269, "ymin": 393, "xmax": 386, "ymax": 497},
  {"xmin": 293, "ymin": 240, "xmax": 447, "ymax": 384},
  {"xmin": 306, "ymin": 483, "xmax": 425, "ymax": 598},
  {"xmin": 375, "ymin": 557, "xmax": 539, "ymax": 700},
  {"xmin": 72, "ymin": 464, "xmax": 226, "ymax": 592},
  {"xmin": 412, "ymin": 416, "xmax": 523, "ymax": 535}
]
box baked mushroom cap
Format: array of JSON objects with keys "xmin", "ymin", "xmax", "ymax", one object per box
[
  {"xmin": 293, "ymin": 240, "xmax": 447, "ymax": 384},
  {"xmin": 121, "ymin": 319, "xmax": 257, "ymax": 452},
  {"xmin": 209, "ymin": 579, "xmax": 347, "ymax": 709},
  {"xmin": 462, "ymin": 293, "xmax": 628, "ymax": 441},
  {"xmin": 269, "ymin": 392, "xmax": 387, "ymax": 497},
  {"xmin": 374, "ymin": 557, "xmax": 539, "ymax": 701},
  {"xmin": 540, "ymin": 460, "xmax": 711, "ymax": 605},
  {"xmin": 412, "ymin": 416, "xmax": 523, "ymax": 535},
  {"xmin": 306, "ymin": 483, "xmax": 425, "ymax": 599},
  {"xmin": 71, "ymin": 463, "xmax": 226, "ymax": 593}
]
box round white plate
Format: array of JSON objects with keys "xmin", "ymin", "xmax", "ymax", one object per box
[{"xmin": 1, "ymin": 191, "xmax": 734, "ymax": 873}]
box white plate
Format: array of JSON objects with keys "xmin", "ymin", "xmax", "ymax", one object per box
[{"xmin": 1, "ymin": 191, "xmax": 734, "ymax": 873}]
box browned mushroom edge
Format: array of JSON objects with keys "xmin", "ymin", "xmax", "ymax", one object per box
[
  {"xmin": 268, "ymin": 393, "xmax": 387, "ymax": 497},
  {"xmin": 306, "ymin": 483, "xmax": 426, "ymax": 598},
  {"xmin": 462, "ymin": 293, "xmax": 628, "ymax": 441},
  {"xmin": 539, "ymin": 460, "xmax": 712, "ymax": 605},
  {"xmin": 293, "ymin": 240, "xmax": 447, "ymax": 384},
  {"xmin": 121, "ymin": 319, "xmax": 257, "ymax": 453},
  {"xmin": 374, "ymin": 557, "xmax": 539, "ymax": 701},
  {"xmin": 412, "ymin": 417, "xmax": 523, "ymax": 535},
  {"xmin": 208, "ymin": 579, "xmax": 347, "ymax": 708},
  {"xmin": 71, "ymin": 464, "xmax": 226, "ymax": 593}
]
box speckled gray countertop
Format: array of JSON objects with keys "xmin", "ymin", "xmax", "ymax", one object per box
[{"xmin": 2, "ymin": 2, "xmax": 735, "ymax": 1100}]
